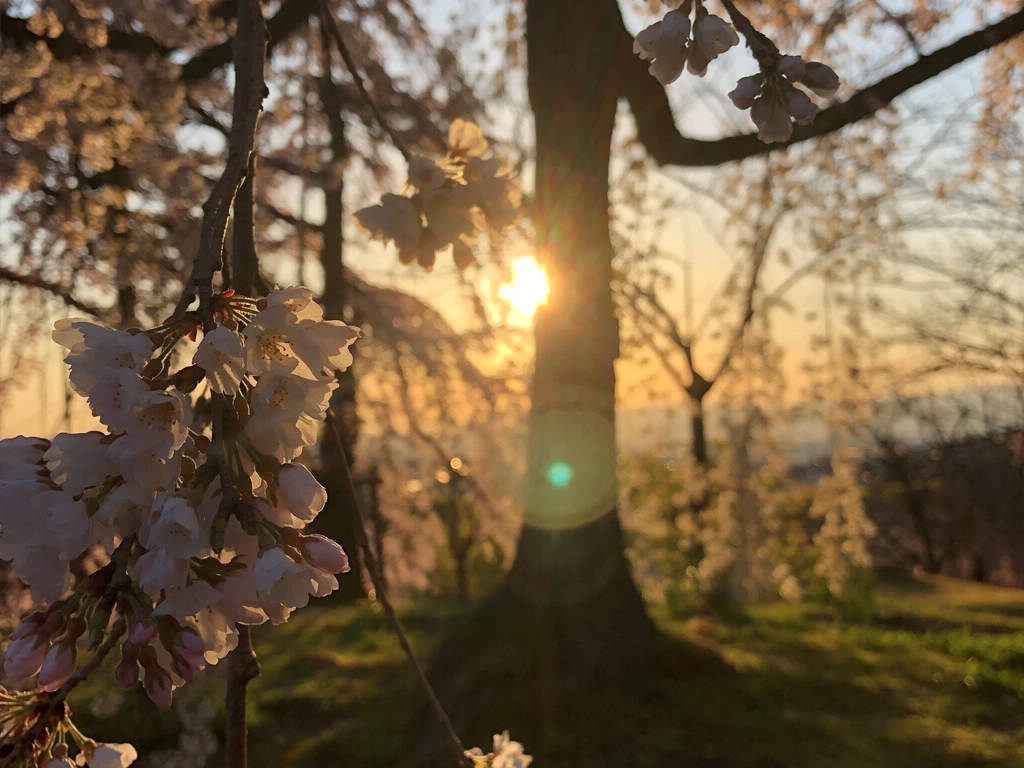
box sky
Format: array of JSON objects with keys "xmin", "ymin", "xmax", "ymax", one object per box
[{"xmin": 1, "ymin": 0, "xmax": 1019, "ymax": 440}]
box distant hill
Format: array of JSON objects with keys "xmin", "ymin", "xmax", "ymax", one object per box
[{"xmin": 616, "ymin": 383, "xmax": 1023, "ymax": 463}]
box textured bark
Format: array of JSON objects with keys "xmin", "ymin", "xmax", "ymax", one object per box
[
  {"xmin": 690, "ymin": 395, "xmax": 709, "ymax": 468},
  {"xmin": 517, "ymin": 0, "xmax": 652, "ymax": 633},
  {"xmin": 425, "ymin": 0, "xmax": 655, "ymax": 755}
]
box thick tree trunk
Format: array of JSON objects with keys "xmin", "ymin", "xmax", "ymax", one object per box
[
  {"xmin": 690, "ymin": 393, "xmax": 709, "ymax": 468},
  {"xmin": 425, "ymin": 0, "xmax": 656, "ymax": 756}
]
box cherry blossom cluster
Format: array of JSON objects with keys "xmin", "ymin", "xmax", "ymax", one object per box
[
  {"xmin": 0, "ymin": 287, "xmax": 358, "ymax": 765},
  {"xmin": 465, "ymin": 731, "xmax": 533, "ymax": 768},
  {"xmin": 355, "ymin": 120, "xmax": 520, "ymax": 270},
  {"xmin": 728, "ymin": 55, "xmax": 839, "ymax": 143},
  {"xmin": 633, "ymin": 1, "xmax": 839, "ymax": 144},
  {"xmin": 632, "ymin": 0, "xmax": 740, "ymax": 85}
]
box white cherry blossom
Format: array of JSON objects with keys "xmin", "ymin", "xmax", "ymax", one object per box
[
  {"xmin": 44, "ymin": 431, "xmax": 113, "ymax": 495},
  {"xmin": 193, "ymin": 326, "xmax": 245, "ymax": 393},
  {"xmin": 633, "ymin": 9, "xmax": 690, "ymax": 85},
  {"xmin": 89, "ymin": 743, "xmax": 138, "ymax": 768},
  {"xmin": 141, "ymin": 496, "xmax": 205, "ymax": 559},
  {"xmin": 52, "ymin": 320, "xmax": 153, "ymax": 397},
  {"xmin": 688, "ymin": 13, "xmax": 739, "ymax": 76},
  {"xmin": 751, "ymin": 94, "xmax": 794, "ymax": 143},
  {"xmin": 136, "ymin": 547, "xmax": 190, "ymax": 595},
  {"xmin": 272, "ymin": 463, "xmax": 327, "ymax": 527},
  {"xmin": 254, "ymin": 547, "xmax": 337, "ymax": 624},
  {"xmin": 0, "ymin": 435, "xmax": 49, "ymax": 480}
]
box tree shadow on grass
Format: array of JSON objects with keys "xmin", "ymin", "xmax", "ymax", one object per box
[{"xmin": 401, "ymin": 624, "xmax": 1016, "ymax": 768}]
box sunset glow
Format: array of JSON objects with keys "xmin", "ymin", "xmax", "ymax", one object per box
[{"xmin": 500, "ymin": 257, "xmax": 549, "ymax": 318}]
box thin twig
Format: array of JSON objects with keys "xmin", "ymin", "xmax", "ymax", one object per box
[
  {"xmin": 0, "ymin": 265, "xmax": 110, "ymax": 319},
  {"xmin": 325, "ymin": 411, "xmax": 470, "ymax": 768},
  {"xmin": 317, "ymin": 0, "xmax": 411, "ymax": 159}
]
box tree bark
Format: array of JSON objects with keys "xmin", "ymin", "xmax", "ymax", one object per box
[
  {"xmin": 690, "ymin": 394, "xmax": 709, "ymax": 468},
  {"xmin": 508, "ymin": 0, "xmax": 653, "ymax": 645},
  {"xmin": 315, "ymin": 29, "xmax": 365, "ymax": 600},
  {"xmin": 426, "ymin": 0, "xmax": 655, "ymax": 753}
]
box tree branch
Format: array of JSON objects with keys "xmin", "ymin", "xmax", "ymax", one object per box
[
  {"xmin": 225, "ymin": 625, "xmax": 260, "ymax": 768},
  {"xmin": 0, "ymin": 266, "xmax": 111, "ymax": 320},
  {"xmin": 622, "ymin": 3, "xmax": 1024, "ymax": 166},
  {"xmin": 709, "ymin": 205, "xmax": 785, "ymax": 383},
  {"xmin": 318, "ymin": 0, "xmax": 411, "ymax": 159},
  {"xmin": 176, "ymin": 0, "xmax": 268, "ymax": 317},
  {"xmin": 181, "ymin": 0, "xmax": 315, "ymax": 82}
]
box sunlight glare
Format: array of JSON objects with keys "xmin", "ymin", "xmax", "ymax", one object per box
[{"xmin": 500, "ymin": 257, "xmax": 549, "ymax": 318}]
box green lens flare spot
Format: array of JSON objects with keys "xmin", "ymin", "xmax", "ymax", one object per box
[{"xmin": 547, "ymin": 461, "xmax": 573, "ymax": 488}]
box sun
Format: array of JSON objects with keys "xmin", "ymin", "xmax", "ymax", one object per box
[{"xmin": 500, "ymin": 257, "xmax": 549, "ymax": 318}]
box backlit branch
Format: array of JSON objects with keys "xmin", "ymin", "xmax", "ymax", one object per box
[{"xmin": 622, "ymin": 3, "xmax": 1024, "ymax": 166}]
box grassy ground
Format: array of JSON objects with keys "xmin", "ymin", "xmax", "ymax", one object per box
[{"xmin": 75, "ymin": 573, "xmax": 1024, "ymax": 767}]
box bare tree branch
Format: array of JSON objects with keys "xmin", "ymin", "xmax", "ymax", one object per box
[
  {"xmin": 176, "ymin": 0, "xmax": 268, "ymax": 316},
  {"xmin": 621, "ymin": 3, "xmax": 1024, "ymax": 167},
  {"xmin": 0, "ymin": 266, "xmax": 112, "ymax": 320}
]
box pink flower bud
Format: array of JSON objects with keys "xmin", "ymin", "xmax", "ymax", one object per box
[
  {"xmin": 38, "ymin": 642, "xmax": 77, "ymax": 692},
  {"xmin": 170, "ymin": 628, "xmax": 206, "ymax": 683},
  {"xmin": 128, "ymin": 620, "xmax": 156, "ymax": 647},
  {"xmin": 300, "ymin": 535, "xmax": 350, "ymax": 574},
  {"xmin": 143, "ymin": 667, "xmax": 173, "ymax": 709},
  {"xmin": 115, "ymin": 657, "xmax": 140, "ymax": 687},
  {"xmin": 10, "ymin": 611, "xmax": 46, "ymax": 640},
  {"xmin": 177, "ymin": 628, "xmax": 205, "ymax": 657},
  {"xmin": 3, "ymin": 633, "xmax": 49, "ymax": 682},
  {"xmin": 115, "ymin": 645, "xmax": 140, "ymax": 687}
]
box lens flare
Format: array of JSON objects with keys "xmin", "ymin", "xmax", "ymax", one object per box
[{"xmin": 546, "ymin": 461, "xmax": 573, "ymax": 488}]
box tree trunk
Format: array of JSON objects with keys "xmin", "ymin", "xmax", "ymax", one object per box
[
  {"xmin": 315, "ymin": 51, "xmax": 365, "ymax": 600},
  {"xmin": 425, "ymin": 0, "xmax": 657, "ymax": 755},
  {"xmin": 510, "ymin": 0, "xmax": 648, "ymax": 618},
  {"xmin": 690, "ymin": 393, "xmax": 709, "ymax": 467}
]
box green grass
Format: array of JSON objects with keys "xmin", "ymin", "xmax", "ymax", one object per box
[{"xmin": 73, "ymin": 574, "xmax": 1024, "ymax": 766}]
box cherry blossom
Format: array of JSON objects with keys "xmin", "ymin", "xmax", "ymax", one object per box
[
  {"xmin": 355, "ymin": 119, "xmax": 520, "ymax": 270},
  {"xmin": 465, "ymin": 731, "xmax": 533, "ymax": 768},
  {"xmin": 89, "ymin": 743, "xmax": 138, "ymax": 768},
  {"xmin": 193, "ymin": 326, "xmax": 246, "ymax": 394},
  {"xmin": 633, "ymin": 9, "xmax": 691, "ymax": 85}
]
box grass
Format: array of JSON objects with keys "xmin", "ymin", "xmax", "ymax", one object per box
[{"xmin": 73, "ymin": 573, "xmax": 1024, "ymax": 766}]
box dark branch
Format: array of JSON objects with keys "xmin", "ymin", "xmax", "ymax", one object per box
[
  {"xmin": 318, "ymin": 0, "xmax": 411, "ymax": 159},
  {"xmin": 176, "ymin": 0, "xmax": 268, "ymax": 316},
  {"xmin": 622, "ymin": 3, "xmax": 1024, "ymax": 166},
  {"xmin": 181, "ymin": 0, "xmax": 315, "ymax": 82},
  {"xmin": 0, "ymin": 266, "xmax": 110, "ymax": 319}
]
